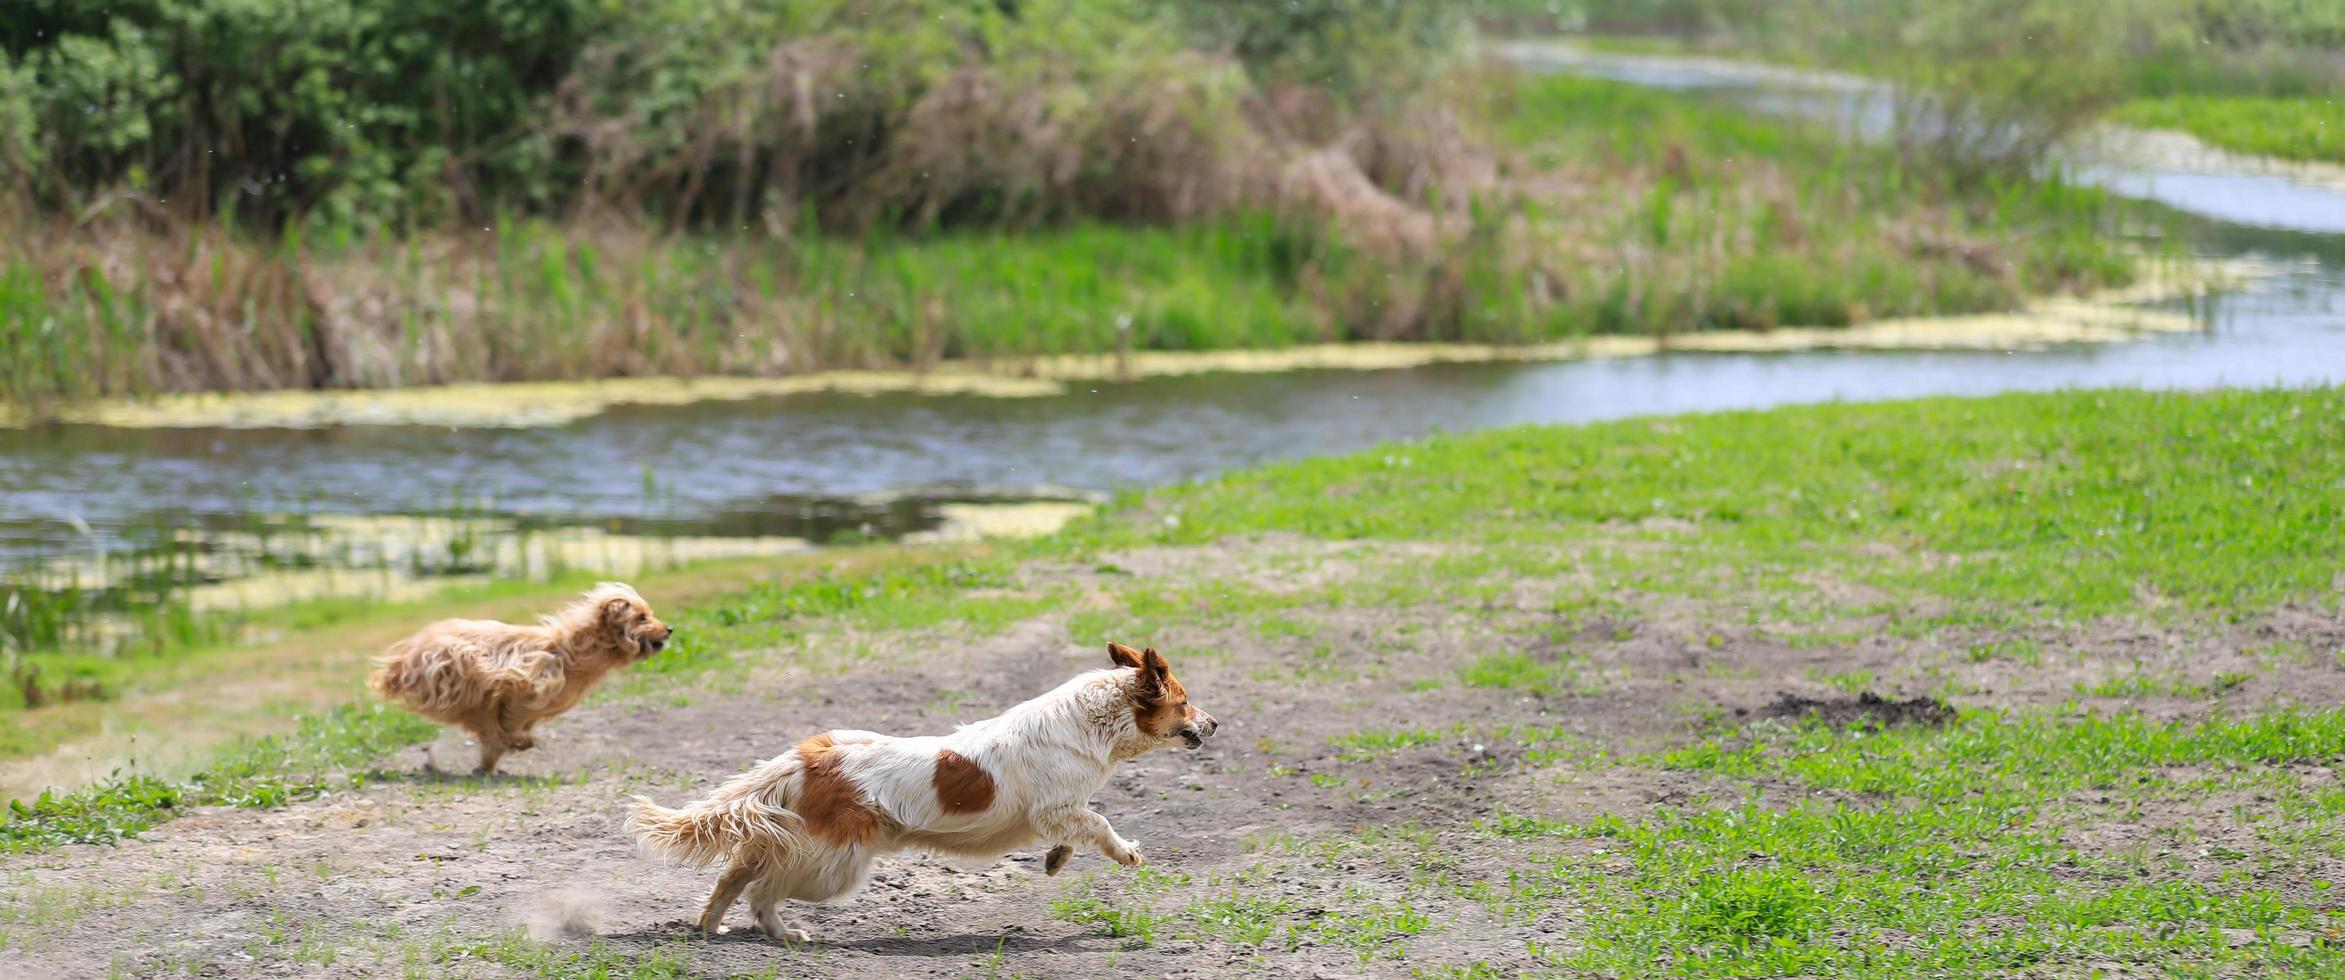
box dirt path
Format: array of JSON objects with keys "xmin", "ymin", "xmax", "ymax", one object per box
[{"xmin": 3, "ymin": 536, "xmax": 2339, "ymax": 977}]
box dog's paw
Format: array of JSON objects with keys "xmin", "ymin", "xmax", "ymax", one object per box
[
  {"xmin": 1044, "ymin": 844, "xmax": 1074, "ymax": 876},
  {"xmin": 770, "ymin": 925, "xmax": 812, "ymax": 943},
  {"xmin": 1111, "ymin": 840, "xmax": 1146, "ymax": 867}
]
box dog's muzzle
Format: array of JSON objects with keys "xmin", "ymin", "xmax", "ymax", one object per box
[
  {"xmin": 1179, "ymin": 718, "xmax": 1216, "ymax": 749},
  {"xmin": 645, "ymin": 632, "xmax": 670, "ymax": 654}
]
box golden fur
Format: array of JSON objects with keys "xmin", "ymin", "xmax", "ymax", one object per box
[{"xmin": 368, "ymin": 582, "xmax": 672, "ymax": 774}]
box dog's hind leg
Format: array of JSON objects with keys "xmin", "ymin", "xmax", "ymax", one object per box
[
  {"xmin": 697, "ymin": 859, "xmax": 760, "ymax": 934},
  {"xmin": 750, "ymin": 899, "xmax": 811, "ymax": 943}
]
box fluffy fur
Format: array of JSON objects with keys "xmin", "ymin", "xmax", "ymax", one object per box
[
  {"xmin": 628, "ymin": 642, "xmax": 1218, "ymax": 942},
  {"xmin": 369, "ymin": 582, "xmax": 673, "ymax": 774}
]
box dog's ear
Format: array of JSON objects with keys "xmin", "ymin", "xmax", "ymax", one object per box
[
  {"xmin": 1131, "ymin": 647, "xmax": 1173, "ymax": 701},
  {"xmin": 1108, "ymin": 642, "xmax": 1144, "ymax": 669},
  {"xmin": 601, "ymin": 595, "xmax": 636, "ymax": 626}
]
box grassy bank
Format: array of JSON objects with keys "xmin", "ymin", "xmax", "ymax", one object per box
[
  {"xmin": 2115, "ymin": 95, "xmax": 2344, "ymax": 165},
  {"xmin": 7, "ymin": 385, "xmax": 2344, "ymax": 974},
  {"xmin": 0, "ymin": 70, "xmax": 2138, "ymax": 411},
  {"xmin": 1485, "ymin": 0, "xmax": 2345, "ymax": 166}
]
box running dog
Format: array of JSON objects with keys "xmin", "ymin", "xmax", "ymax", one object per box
[
  {"xmin": 369, "ymin": 582, "xmax": 672, "ymax": 774},
  {"xmin": 628, "ymin": 643, "xmax": 1216, "ymax": 941}
]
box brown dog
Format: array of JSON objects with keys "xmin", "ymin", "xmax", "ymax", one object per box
[{"xmin": 369, "ymin": 582, "xmax": 672, "ymax": 774}]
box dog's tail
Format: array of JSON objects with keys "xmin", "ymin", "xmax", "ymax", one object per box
[
  {"xmin": 366, "ymin": 637, "xmax": 434, "ymax": 705},
  {"xmin": 627, "ymin": 755, "xmax": 807, "ymax": 868}
]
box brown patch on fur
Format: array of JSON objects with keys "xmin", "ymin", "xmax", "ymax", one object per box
[
  {"xmin": 794, "ymin": 733, "xmax": 881, "ymax": 847},
  {"xmin": 1130, "ymin": 647, "xmax": 1191, "ymax": 738},
  {"xmin": 931, "ymin": 749, "xmax": 996, "ymax": 816},
  {"xmin": 1108, "ymin": 642, "xmax": 1145, "ymax": 669}
]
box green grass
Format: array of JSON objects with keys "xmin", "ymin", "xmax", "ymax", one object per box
[
  {"xmin": 1064, "ymin": 386, "xmax": 2345, "ymax": 624},
  {"xmin": 0, "ymin": 702, "xmax": 435, "ymax": 852},
  {"xmin": 1478, "ymin": 73, "xmax": 2133, "ymax": 334},
  {"xmin": 1462, "ymin": 701, "xmax": 2345, "ymax": 974},
  {"xmin": 1036, "ymin": 384, "xmax": 2345, "ymax": 972},
  {"xmin": 1660, "ymin": 706, "xmax": 2345, "ymax": 803},
  {"xmin": 1486, "ymin": 797, "xmax": 2336, "ymax": 975},
  {"xmin": 1331, "ymin": 726, "xmax": 1453, "ymax": 761},
  {"xmin": 10, "ymin": 385, "xmax": 2345, "ymax": 975},
  {"xmin": 2116, "ymin": 95, "xmax": 2345, "ymax": 165},
  {"xmin": 1458, "ymin": 650, "xmax": 1589, "ymax": 696}
]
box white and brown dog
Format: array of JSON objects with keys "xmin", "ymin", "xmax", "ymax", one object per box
[{"xmin": 627, "ymin": 642, "xmax": 1217, "ymax": 941}]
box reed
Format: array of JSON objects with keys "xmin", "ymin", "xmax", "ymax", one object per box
[{"xmin": 0, "ymin": 72, "xmax": 2140, "ymax": 411}]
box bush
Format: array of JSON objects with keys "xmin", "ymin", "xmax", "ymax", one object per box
[
  {"xmin": 0, "ymin": 0, "xmax": 1479, "ymax": 234},
  {"xmin": 1876, "ymin": 0, "xmax": 2130, "ymax": 179},
  {"xmin": 0, "ymin": 0, "xmax": 590, "ymax": 227},
  {"xmin": 556, "ymin": 0, "xmax": 1259, "ymax": 234},
  {"xmin": 1154, "ymin": 0, "xmax": 1469, "ymax": 102}
]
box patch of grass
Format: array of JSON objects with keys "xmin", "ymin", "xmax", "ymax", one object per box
[
  {"xmin": 1189, "ymin": 893, "xmax": 1293, "ymax": 945},
  {"xmin": 1292, "ymin": 890, "xmax": 1433, "ymax": 963},
  {"xmin": 1486, "ymin": 799, "xmax": 2333, "ymax": 976},
  {"xmin": 2117, "ymin": 95, "xmax": 2345, "ymax": 165},
  {"xmin": 448, "ymin": 932, "xmax": 712, "ymax": 979},
  {"xmin": 1182, "ymin": 882, "xmax": 1428, "ymax": 963},
  {"xmin": 1661, "ymin": 706, "xmax": 2345, "ymax": 803},
  {"xmin": 1053, "ymin": 893, "xmax": 1170, "ymax": 944},
  {"xmin": 1065, "ymin": 387, "xmax": 2345, "ymax": 624},
  {"xmin": 1459, "ymin": 651, "xmax": 1587, "ymax": 697},
  {"xmin": 1331, "ymin": 727, "xmax": 1452, "ymax": 761},
  {"xmin": 0, "ymin": 702, "xmax": 434, "ymax": 851}
]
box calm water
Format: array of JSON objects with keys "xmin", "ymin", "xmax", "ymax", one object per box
[{"xmin": 5, "ymin": 46, "xmax": 2344, "ymax": 573}]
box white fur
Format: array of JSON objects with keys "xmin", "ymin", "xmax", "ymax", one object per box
[{"xmin": 628, "ymin": 660, "xmax": 1215, "ymax": 941}]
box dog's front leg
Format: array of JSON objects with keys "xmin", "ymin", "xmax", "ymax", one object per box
[
  {"xmin": 1038, "ymin": 806, "xmax": 1142, "ymax": 868},
  {"xmin": 495, "ymin": 702, "xmax": 537, "ymax": 752}
]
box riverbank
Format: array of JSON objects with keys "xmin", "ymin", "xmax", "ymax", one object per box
[
  {"xmin": 2114, "ymin": 96, "xmax": 2345, "ymax": 167},
  {"xmin": 1497, "ymin": 5, "xmax": 2342, "ymax": 168},
  {"xmin": 3, "ymin": 385, "xmax": 2341, "ymax": 975},
  {"xmin": 0, "ymin": 69, "xmax": 2142, "ymax": 414},
  {"xmin": 0, "ymin": 253, "xmax": 2238, "ymax": 431}
]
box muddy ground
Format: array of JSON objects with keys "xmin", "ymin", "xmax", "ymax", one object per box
[{"xmin": 2, "ymin": 536, "xmax": 2339, "ymax": 978}]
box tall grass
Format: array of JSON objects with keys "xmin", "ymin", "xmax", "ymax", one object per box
[{"xmin": 0, "ymin": 72, "xmax": 2141, "ymax": 410}]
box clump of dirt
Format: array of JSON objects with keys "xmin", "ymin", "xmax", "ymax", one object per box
[{"xmin": 1751, "ymin": 691, "xmax": 1958, "ymax": 729}]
